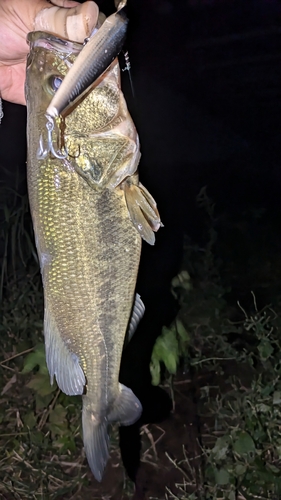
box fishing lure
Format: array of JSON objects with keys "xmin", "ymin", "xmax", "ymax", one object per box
[{"xmin": 46, "ymin": 0, "xmax": 128, "ymax": 119}]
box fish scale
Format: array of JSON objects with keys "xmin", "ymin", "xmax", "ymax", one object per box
[{"xmin": 26, "ymin": 30, "xmax": 161, "ymax": 481}]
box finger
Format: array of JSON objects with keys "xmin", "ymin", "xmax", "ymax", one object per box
[
  {"xmin": 34, "ymin": 1, "xmax": 99, "ymax": 42},
  {"xmin": 0, "ymin": 63, "xmax": 26, "ymax": 105},
  {"xmin": 51, "ymin": 1, "xmax": 80, "ymax": 6}
]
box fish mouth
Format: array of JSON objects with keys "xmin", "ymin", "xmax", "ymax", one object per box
[{"xmin": 26, "ymin": 31, "xmax": 83, "ymax": 57}]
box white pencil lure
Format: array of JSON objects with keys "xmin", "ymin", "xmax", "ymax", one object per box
[{"xmin": 46, "ymin": 0, "xmax": 128, "ymax": 119}]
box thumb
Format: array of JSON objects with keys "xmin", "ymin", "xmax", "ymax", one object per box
[{"xmin": 34, "ymin": 1, "xmax": 99, "ymax": 43}]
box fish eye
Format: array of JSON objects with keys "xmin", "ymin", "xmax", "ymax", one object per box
[
  {"xmin": 46, "ymin": 75, "xmax": 63, "ymax": 94},
  {"xmin": 51, "ymin": 76, "xmax": 63, "ymax": 91}
]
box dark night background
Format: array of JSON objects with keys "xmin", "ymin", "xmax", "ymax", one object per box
[{"xmin": 1, "ymin": 0, "xmax": 281, "ymax": 492}]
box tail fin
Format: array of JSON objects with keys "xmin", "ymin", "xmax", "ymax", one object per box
[
  {"xmin": 82, "ymin": 385, "xmax": 142, "ymax": 481},
  {"xmin": 82, "ymin": 407, "xmax": 109, "ymax": 482}
]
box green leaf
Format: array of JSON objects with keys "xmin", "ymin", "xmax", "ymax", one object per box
[
  {"xmin": 257, "ymin": 338, "xmax": 274, "ymax": 361},
  {"xmin": 235, "ymin": 463, "xmax": 247, "ymax": 476},
  {"xmin": 36, "ymin": 392, "xmax": 54, "ymax": 411},
  {"xmin": 171, "ymin": 271, "xmax": 192, "ymax": 292},
  {"xmin": 233, "ymin": 431, "xmax": 256, "ymax": 456},
  {"xmin": 256, "ymin": 403, "xmax": 270, "ymax": 413},
  {"xmin": 164, "ymin": 351, "xmax": 178, "ymax": 374},
  {"xmin": 276, "ymin": 445, "xmax": 281, "ymax": 459},
  {"xmin": 22, "ymin": 343, "xmax": 48, "ymax": 375},
  {"xmin": 212, "ymin": 436, "xmax": 230, "ymax": 461},
  {"xmin": 49, "ymin": 404, "xmax": 67, "ymax": 425},
  {"xmin": 176, "ymin": 319, "xmax": 189, "ymax": 341},
  {"xmin": 27, "ymin": 373, "xmax": 56, "ymax": 396},
  {"xmin": 150, "ymin": 360, "xmax": 161, "ymax": 386},
  {"xmin": 214, "ymin": 467, "xmax": 230, "ymax": 485},
  {"xmin": 30, "ymin": 431, "xmax": 44, "ymax": 446},
  {"xmin": 260, "ymin": 384, "xmax": 272, "ymax": 397},
  {"xmin": 53, "ymin": 436, "xmax": 76, "ymax": 452},
  {"xmin": 227, "ymin": 492, "xmax": 236, "ymax": 500},
  {"xmin": 23, "ymin": 411, "xmax": 37, "ymax": 429},
  {"xmin": 266, "ymin": 463, "xmax": 280, "ymax": 474},
  {"xmin": 273, "ymin": 391, "xmax": 281, "ymax": 405},
  {"xmin": 150, "ymin": 326, "xmax": 180, "ymax": 379}
]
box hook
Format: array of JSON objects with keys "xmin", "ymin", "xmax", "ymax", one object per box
[
  {"xmin": 122, "ymin": 50, "xmax": 135, "ymax": 98},
  {"xmin": 37, "ymin": 114, "xmax": 68, "ymax": 160}
]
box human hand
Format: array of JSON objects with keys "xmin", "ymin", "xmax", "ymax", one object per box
[{"xmin": 0, "ymin": 0, "xmax": 99, "ymax": 105}]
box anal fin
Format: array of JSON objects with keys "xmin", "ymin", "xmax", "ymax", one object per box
[
  {"xmin": 108, "ymin": 383, "xmax": 142, "ymax": 426},
  {"xmin": 44, "ymin": 303, "xmax": 86, "ymax": 396}
]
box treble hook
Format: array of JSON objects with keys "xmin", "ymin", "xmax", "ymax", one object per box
[{"xmin": 37, "ymin": 114, "xmax": 68, "ymax": 160}]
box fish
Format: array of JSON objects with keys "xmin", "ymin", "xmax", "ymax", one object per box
[{"xmin": 25, "ymin": 29, "xmax": 161, "ymax": 481}]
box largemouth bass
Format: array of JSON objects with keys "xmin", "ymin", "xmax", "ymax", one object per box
[{"xmin": 25, "ymin": 31, "xmax": 161, "ymax": 481}]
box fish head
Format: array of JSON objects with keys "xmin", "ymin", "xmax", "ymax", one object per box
[
  {"xmin": 26, "ymin": 31, "xmax": 129, "ymax": 189},
  {"xmin": 26, "ymin": 31, "xmax": 121, "ymax": 131}
]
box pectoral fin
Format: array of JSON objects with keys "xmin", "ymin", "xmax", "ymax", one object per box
[
  {"xmin": 44, "ymin": 303, "xmax": 86, "ymax": 396},
  {"xmin": 123, "ymin": 179, "xmax": 162, "ymax": 245}
]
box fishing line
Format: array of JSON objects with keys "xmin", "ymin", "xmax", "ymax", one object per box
[{"xmin": 121, "ymin": 50, "xmax": 135, "ymax": 99}]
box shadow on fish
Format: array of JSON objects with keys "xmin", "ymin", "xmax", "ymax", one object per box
[{"xmin": 25, "ymin": 2, "xmax": 161, "ymax": 483}]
